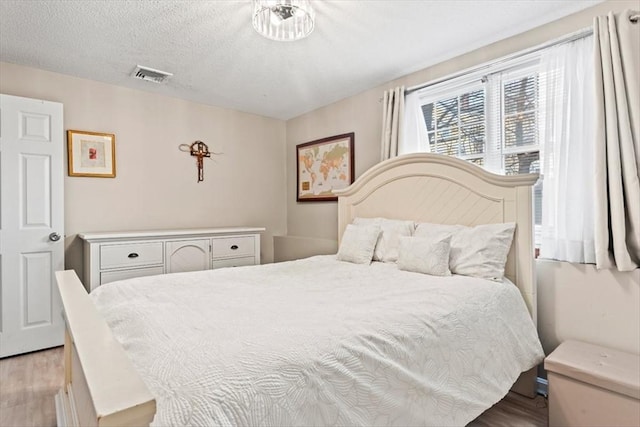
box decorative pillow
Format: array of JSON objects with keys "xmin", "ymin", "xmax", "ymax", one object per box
[
  {"xmin": 448, "ymin": 223, "xmax": 516, "ymax": 281},
  {"xmin": 336, "ymin": 224, "xmax": 382, "ymax": 264},
  {"xmin": 397, "ymin": 236, "xmax": 452, "ymax": 276},
  {"xmin": 415, "ymin": 222, "xmax": 516, "ymax": 281},
  {"xmin": 353, "ymin": 217, "xmax": 415, "ymax": 262}
]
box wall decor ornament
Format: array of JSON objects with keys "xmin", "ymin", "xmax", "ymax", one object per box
[
  {"xmin": 67, "ymin": 130, "xmax": 116, "ymax": 178},
  {"xmin": 296, "ymin": 132, "xmax": 354, "ymax": 202},
  {"xmin": 179, "ymin": 140, "xmax": 221, "ymax": 182}
]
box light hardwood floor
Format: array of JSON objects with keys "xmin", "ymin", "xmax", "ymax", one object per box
[
  {"xmin": 0, "ymin": 347, "xmax": 548, "ymax": 426},
  {"xmin": 0, "ymin": 347, "xmax": 63, "ymax": 427}
]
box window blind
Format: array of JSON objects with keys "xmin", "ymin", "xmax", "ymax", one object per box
[{"xmin": 408, "ymin": 55, "xmax": 549, "ymax": 234}]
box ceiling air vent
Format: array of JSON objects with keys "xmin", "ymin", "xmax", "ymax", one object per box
[{"xmin": 131, "ymin": 65, "xmax": 173, "ymax": 84}]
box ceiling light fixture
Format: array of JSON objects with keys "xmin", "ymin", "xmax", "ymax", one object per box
[{"xmin": 252, "ymin": 0, "xmax": 315, "ymax": 42}]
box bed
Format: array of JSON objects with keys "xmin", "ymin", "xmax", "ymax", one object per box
[{"xmin": 55, "ymin": 153, "xmax": 544, "ymax": 427}]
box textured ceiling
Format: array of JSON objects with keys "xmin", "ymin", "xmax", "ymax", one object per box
[{"xmin": 0, "ymin": 0, "xmax": 601, "ymax": 120}]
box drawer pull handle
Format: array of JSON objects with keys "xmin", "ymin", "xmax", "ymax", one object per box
[
  {"xmin": 230, "ymin": 245, "xmax": 239, "ymax": 250},
  {"xmin": 128, "ymin": 253, "xmax": 139, "ymax": 258}
]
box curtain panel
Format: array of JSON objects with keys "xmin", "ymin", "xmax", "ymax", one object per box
[
  {"xmin": 400, "ymin": 91, "xmax": 430, "ymax": 155},
  {"xmin": 539, "ymin": 36, "xmax": 596, "ymax": 264},
  {"xmin": 380, "ymin": 86, "xmax": 405, "ymax": 161},
  {"xmin": 593, "ymin": 10, "xmax": 640, "ymax": 272}
]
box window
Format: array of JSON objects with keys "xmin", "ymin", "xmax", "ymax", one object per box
[
  {"xmin": 407, "ymin": 57, "xmax": 546, "ymax": 243},
  {"xmin": 422, "ymin": 85, "xmax": 486, "ymax": 164}
]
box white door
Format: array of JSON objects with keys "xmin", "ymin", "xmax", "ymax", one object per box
[
  {"xmin": 166, "ymin": 240, "xmax": 210, "ymax": 273},
  {"xmin": 0, "ymin": 94, "xmax": 64, "ymax": 358}
]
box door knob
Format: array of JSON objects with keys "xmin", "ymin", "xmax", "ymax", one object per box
[{"xmin": 49, "ymin": 232, "xmax": 61, "ymax": 242}]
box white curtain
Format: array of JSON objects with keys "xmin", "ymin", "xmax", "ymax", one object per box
[
  {"xmin": 399, "ymin": 90, "xmax": 430, "ymax": 155},
  {"xmin": 539, "ymin": 36, "xmax": 597, "ymax": 263},
  {"xmin": 593, "ymin": 10, "xmax": 640, "ymax": 272},
  {"xmin": 380, "ymin": 86, "xmax": 404, "ymax": 161}
]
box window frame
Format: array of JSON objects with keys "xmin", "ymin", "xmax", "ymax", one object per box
[{"xmin": 410, "ymin": 55, "xmax": 544, "ymax": 245}]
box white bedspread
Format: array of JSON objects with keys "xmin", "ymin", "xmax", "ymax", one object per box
[{"xmin": 91, "ymin": 255, "xmax": 544, "ymax": 427}]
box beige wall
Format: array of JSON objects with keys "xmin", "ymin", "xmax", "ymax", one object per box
[
  {"xmin": 537, "ymin": 261, "xmax": 640, "ymax": 355},
  {"xmin": 285, "ymin": 0, "xmax": 640, "ymax": 355},
  {"xmin": 0, "ymin": 62, "xmax": 287, "ymax": 277}
]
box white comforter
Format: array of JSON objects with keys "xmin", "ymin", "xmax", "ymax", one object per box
[{"xmin": 91, "ymin": 255, "xmax": 544, "ymax": 427}]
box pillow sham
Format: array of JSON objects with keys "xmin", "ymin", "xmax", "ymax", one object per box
[
  {"xmin": 449, "ymin": 222, "xmax": 516, "ymax": 281},
  {"xmin": 415, "ymin": 222, "xmax": 516, "ymax": 281},
  {"xmin": 336, "ymin": 224, "xmax": 381, "ymax": 264},
  {"xmin": 353, "ymin": 217, "xmax": 415, "ymax": 262},
  {"xmin": 397, "ymin": 235, "xmax": 452, "ymax": 276}
]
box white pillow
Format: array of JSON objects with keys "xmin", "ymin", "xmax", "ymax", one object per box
[
  {"xmin": 415, "ymin": 222, "xmax": 516, "ymax": 281},
  {"xmin": 449, "ymin": 223, "xmax": 516, "ymax": 281},
  {"xmin": 397, "ymin": 236, "xmax": 452, "ymax": 276},
  {"xmin": 336, "ymin": 224, "xmax": 381, "ymax": 264},
  {"xmin": 414, "ymin": 222, "xmax": 464, "ymax": 241},
  {"xmin": 353, "ymin": 217, "xmax": 415, "ymax": 262}
]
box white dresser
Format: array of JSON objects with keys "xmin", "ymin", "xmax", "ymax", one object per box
[{"xmin": 79, "ymin": 227, "xmax": 264, "ymax": 292}]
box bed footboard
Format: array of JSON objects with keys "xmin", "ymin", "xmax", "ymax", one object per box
[{"xmin": 55, "ymin": 270, "xmax": 156, "ymax": 427}]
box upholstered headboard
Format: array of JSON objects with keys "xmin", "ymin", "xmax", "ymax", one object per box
[{"xmin": 334, "ymin": 153, "xmax": 539, "ymax": 321}]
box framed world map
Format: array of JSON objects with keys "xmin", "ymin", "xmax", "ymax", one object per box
[{"xmin": 296, "ymin": 133, "xmax": 355, "ymax": 202}]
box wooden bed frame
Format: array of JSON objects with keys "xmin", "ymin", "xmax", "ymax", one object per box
[{"xmin": 55, "ymin": 153, "xmax": 538, "ymax": 426}]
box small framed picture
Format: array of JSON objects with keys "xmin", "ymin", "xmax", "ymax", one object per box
[
  {"xmin": 296, "ymin": 132, "xmax": 354, "ymax": 202},
  {"xmin": 67, "ymin": 130, "xmax": 116, "ymax": 177}
]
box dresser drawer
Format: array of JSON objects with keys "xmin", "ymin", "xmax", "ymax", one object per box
[
  {"xmin": 211, "ymin": 236, "xmax": 255, "ymax": 258},
  {"xmin": 211, "ymin": 256, "xmax": 255, "ymax": 269},
  {"xmin": 100, "ymin": 242, "xmax": 164, "ymax": 270},
  {"xmin": 100, "ymin": 266, "xmax": 165, "ymax": 286}
]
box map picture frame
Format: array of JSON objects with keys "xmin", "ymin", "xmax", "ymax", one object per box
[
  {"xmin": 296, "ymin": 132, "xmax": 355, "ymax": 202},
  {"xmin": 67, "ymin": 129, "xmax": 116, "ymax": 178}
]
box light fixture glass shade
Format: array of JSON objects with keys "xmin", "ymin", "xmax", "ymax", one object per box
[{"xmin": 252, "ymin": 0, "xmax": 315, "ymax": 41}]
